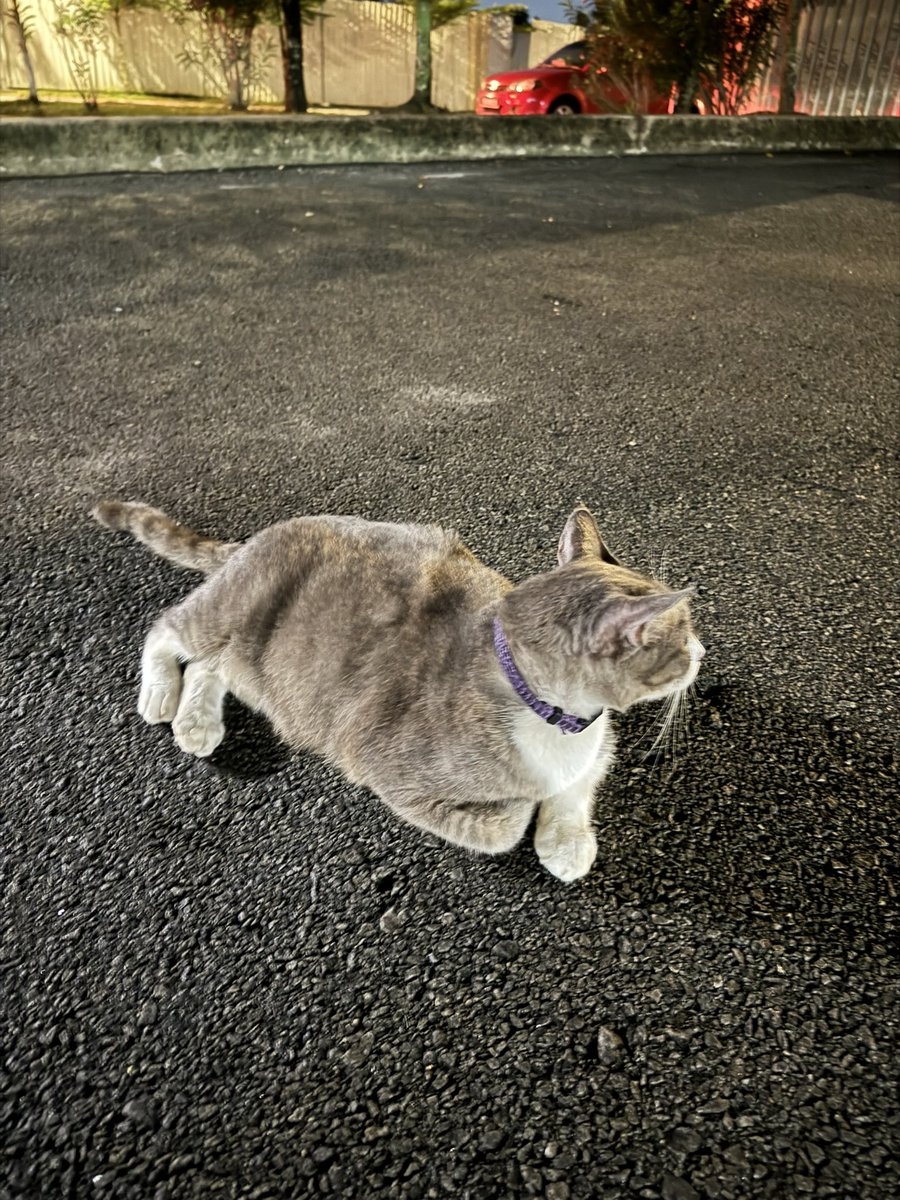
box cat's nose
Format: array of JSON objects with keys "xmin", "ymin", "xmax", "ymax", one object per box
[{"xmin": 690, "ymin": 637, "xmax": 706, "ymax": 662}]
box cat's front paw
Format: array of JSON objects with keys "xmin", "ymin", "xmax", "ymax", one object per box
[
  {"xmin": 173, "ymin": 715, "xmax": 224, "ymax": 758},
  {"xmin": 535, "ymin": 824, "xmax": 598, "ymax": 883},
  {"xmin": 138, "ymin": 681, "xmax": 181, "ymax": 724}
]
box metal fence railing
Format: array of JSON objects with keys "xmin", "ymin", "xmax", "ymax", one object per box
[{"xmin": 755, "ymin": 0, "xmax": 900, "ymax": 116}]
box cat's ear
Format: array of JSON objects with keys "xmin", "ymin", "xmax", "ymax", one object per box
[
  {"xmin": 558, "ymin": 506, "xmax": 621, "ymax": 567},
  {"xmin": 589, "ymin": 589, "xmax": 695, "ymax": 654}
]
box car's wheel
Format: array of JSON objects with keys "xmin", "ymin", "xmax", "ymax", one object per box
[{"xmin": 548, "ymin": 96, "xmax": 581, "ymax": 115}]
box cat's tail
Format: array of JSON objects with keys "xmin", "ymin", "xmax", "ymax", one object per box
[{"xmin": 92, "ymin": 500, "xmax": 240, "ymax": 573}]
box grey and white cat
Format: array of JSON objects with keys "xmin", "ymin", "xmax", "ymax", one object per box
[{"xmin": 92, "ymin": 501, "xmax": 704, "ymax": 882}]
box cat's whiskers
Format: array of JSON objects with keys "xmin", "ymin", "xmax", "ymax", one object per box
[
  {"xmin": 661, "ymin": 692, "xmax": 682, "ymax": 763},
  {"xmin": 650, "ymin": 545, "xmax": 671, "ymax": 587},
  {"xmin": 636, "ymin": 695, "xmax": 675, "ymax": 764},
  {"xmin": 643, "ymin": 682, "xmax": 691, "ymax": 770},
  {"xmin": 672, "ymin": 683, "xmax": 696, "ymax": 764}
]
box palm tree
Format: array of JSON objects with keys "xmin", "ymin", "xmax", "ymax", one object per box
[
  {"xmin": 412, "ymin": 0, "xmax": 433, "ymax": 109},
  {"xmin": 404, "ymin": 0, "xmax": 479, "ymax": 110},
  {"xmin": 280, "ymin": 0, "xmax": 308, "ymax": 112}
]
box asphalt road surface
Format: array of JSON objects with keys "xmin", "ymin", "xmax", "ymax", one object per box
[{"xmin": 2, "ymin": 154, "xmax": 898, "ymax": 1200}]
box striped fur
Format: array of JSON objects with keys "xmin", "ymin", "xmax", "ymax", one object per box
[{"xmin": 92, "ymin": 500, "xmax": 239, "ymax": 573}]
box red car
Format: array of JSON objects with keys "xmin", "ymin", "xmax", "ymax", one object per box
[{"xmin": 475, "ymin": 41, "xmax": 671, "ymax": 117}]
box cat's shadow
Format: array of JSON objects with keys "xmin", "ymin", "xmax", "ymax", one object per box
[
  {"xmin": 204, "ymin": 696, "xmax": 292, "ymax": 779},
  {"xmin": 173, "ymin": 676, "xmax": 892, "ymax": 953},
  {"xmin": 591, "ymin": 679, "xmax": 896, "ymax": 949}
]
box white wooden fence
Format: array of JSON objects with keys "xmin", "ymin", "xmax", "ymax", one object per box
[{"xmin": 0, "ymin": 0, "xmax": 577, "ymax": 112}]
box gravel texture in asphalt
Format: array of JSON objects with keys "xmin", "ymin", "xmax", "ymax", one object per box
[{"xmin": 1, "ymin": 155, "xmax": 898, "ymax": 1200}]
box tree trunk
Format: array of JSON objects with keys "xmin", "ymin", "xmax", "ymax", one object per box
[
  {"xmin": 280, "ymin": 0, "xmax": 307, "ymax": 113},
  {"xmin": 228, "ymin": 59, "xmax": 246, "ymax": 111},
  {"xmin": 674, "ymin": 66, "xmax": 701, "ymax": 114},
  {"xmin": 411, "ymin": 0, "xmax": 433, "ymax": 109},
  {"xmin": 10, "ymin": 0, "xmax": 39, "ymax": 104},
  {"xmin": 229, "ymin": 84, "xmax": 243, "ymax": 110},
  {"xmin": 776, "ymin": 0, "xmax": 803, "ymax": 114}
]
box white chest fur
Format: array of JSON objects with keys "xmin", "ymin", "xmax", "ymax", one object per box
[{"xmin": 511, "ymin": 708, "xmax": 615, "ymax": 799}]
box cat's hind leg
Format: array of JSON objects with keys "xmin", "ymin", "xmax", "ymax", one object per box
[
  {"xmin": 387, "ymin": 795, "xmax": 536, "ymax": 857},
  {"xmin": 138, "ymin": 618, "xmax": 186, "ymax": 724},
  {"xmin": 172, "ymin": 661, "xmax": 227, "ymax": 758}
]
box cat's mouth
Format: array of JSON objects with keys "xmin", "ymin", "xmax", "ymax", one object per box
[{"xmin": 640, "ymin": 669, "xmax": 700, "ymax": 708}]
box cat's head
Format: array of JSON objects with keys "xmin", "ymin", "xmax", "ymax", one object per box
[{"xmin": 499, "ymin": 506, "xmax": 704, "ymax": 713}]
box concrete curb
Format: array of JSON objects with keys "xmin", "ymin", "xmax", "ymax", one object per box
[{"xmin": 1, "ymin": 113, "xmax": 898, "ymax": 177}]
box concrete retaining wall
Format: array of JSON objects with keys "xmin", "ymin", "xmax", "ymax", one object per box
[{"xmin": 1, "ymin": 115, "xmax": 898, "ymax": 178}]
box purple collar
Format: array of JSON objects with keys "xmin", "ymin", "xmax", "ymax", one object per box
[{"xmin": 492, "ymin": 617, "xmax": 601, "ymax": 736}]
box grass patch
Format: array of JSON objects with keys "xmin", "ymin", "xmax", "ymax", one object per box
[
  {"xmin": 0, "ymin": 89, "xmax": 371, "ymax": 118},
  {"xmin": 0, "ymin": 89, "xmax": 283, "ymax": 117}
]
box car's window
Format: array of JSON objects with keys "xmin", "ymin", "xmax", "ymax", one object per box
[{"xmin": 541, "ymin": 42, "xmax": 588, "ymax": 67}]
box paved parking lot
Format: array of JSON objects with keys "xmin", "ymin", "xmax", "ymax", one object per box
[{"xmin": 2, "ymin": 154, "xmax": 898, "ymax": 1199}]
